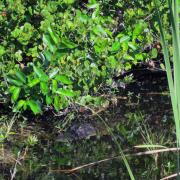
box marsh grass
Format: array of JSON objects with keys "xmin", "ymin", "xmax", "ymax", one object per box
[{"xmin": 154, "ymin": 0, "xmax": 180, "ymax": 177}]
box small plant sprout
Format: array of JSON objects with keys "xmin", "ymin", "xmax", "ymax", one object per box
[{"xmin": 26, "ymin": 135, "xmax": 38, "ymax": 147}]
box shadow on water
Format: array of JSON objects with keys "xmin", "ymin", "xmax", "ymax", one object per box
[{"xmin": 0, "ymin": 70, "xmax": 176, "ymax": 180}]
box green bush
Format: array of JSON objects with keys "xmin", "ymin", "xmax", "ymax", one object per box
[{"xmin": 0, "ymin": 0, "xmax": 166, "ymax": 114}]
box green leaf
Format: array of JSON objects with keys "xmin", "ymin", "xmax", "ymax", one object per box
[
  {"xmin": 55, "ymin": 75, "xmax": 73, "ymax": 85},
  {"xmin": 53, "ymin": 95, "xmax": 60, "ymax": 111},
  {"xmin": 133, "ymin": 23, "xmax": 143, "ymax": 38},
  {"xmin": 46, "ymin": 94, "xmax": 53, "ymax": 105},
  {"xmin": 33, "ymin": 66, "xmax": 49, "ymax": 82},
  {"xmin": 47, "ymin": 27, "xmax": 59, "ymax": 44},
  {"xmin": 52, "ymin": 79, "xmax": 58, "ymax": 93},
  {"xmin": 135, "ymin": 54, "xmax": 144, "ymax": 61},
  {"xmin": 124, "ymin": 54, "xmax": 134, "ymax": 61},
  {"xmin": 61, "ymin": 38, "xmax": 77, "ymax": 49},
  {"xmin": 63, "ymin": 0, "xmax": 75, "ymax": 4},
  {"xmin": 40, "ymin": 82, "xmax": 48, "ymax": 95},
  {"xmin": 44, "ymin": 50, "xmax": 52, "ymax": 61},
  {"xmin": 15, "ymin": 70, "xmax": 26, "ymax": 83},
  {"xmin": 7, "ymin": 77, "xmax": 24, "ymax": 87},
  {"xmin": 56, "ymin": 89, "xmax": 77, "ymax": 97},
  {"xmin": 43, "ymin": 34, "xmax": 56, "ymax": 52},
  {"xmin": 128, "ymin": 42, "xmax": 137, "ymax": 51},
  {"xmin": 28, "ymin": 78, "xmax": 40, "ymax": 87},
  {"xmin": 0, "ymin": 45, "xmax": 5, "ymax": 56},
  {"xmin": 11, "ymin": 87, "xmax": 21, "ymax": 102},
  {"xmin": 9, "ymin": 86, "xmax": 16, "ymax": 93},
  {"xmin": 49, "ymin": 68, "xmax": 59, "ymax": 79},
  {"xmin": 107, "ymin": 56, "xmax": 117, "ymax": 68},
  {"xmin": 119, "ymin": 36, "xmax": 130, "ymax": 43},
  {"xmin": 111, "ymin": 42, "xmax": 121, "ymax": 52},
  {"xmin": 54, "ymin": 49, "xmax": 69, "ymax": 58},
  {"xmin": 27, "ymin": 100, "xmax": 41, "ymax": 114},
  {"xmin": 87, "ymin": 3, "xmax": 99, "ymax": 9},
  {"xmin": 151, "ymin": 48, "xmax": 158, "ymax": 59},
  {"xmin": 13, "ymin": 100, "xmax": 25, "ymax": 112}
]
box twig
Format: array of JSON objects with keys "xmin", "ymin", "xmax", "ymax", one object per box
[
  {"xmin": 10, "ymin": 146, "xmax": 28, "ymax": 180},
  {"xmin": 160, "ymin": 172, "xmax": 180, "ymax": 180},
  {"xmin": 50, "ymin": 147, "xmax": 180, "ymax": 174}
]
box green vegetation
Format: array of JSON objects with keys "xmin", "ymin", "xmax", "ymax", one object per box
[
  {"xmin": 0, "ymin": 0, "xmax": 161, "ymax": 114},
  {"xmin": 155, "ymin": 0, "xmax": 180, "ymax": 177},
  {"xmin": 0, "ymin": 0, "xmax": 179, "ymax": 179}
]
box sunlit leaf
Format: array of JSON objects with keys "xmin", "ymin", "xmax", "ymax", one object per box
[
  {"xmin": 13, "ymin": 99, "xmax": 25, "ymax": 112},
  {"xmin": 56, "ymin": 88, "xmax": 77, "ymax": 97},
  {"xmin": 55, "ymin": 75, "xmax": 73, "ymax": 85},
  {"xmin": 11, "ymin": 87, "xmax": 21, "ymax": 102},
  {"xmin": 27, "ymin": 100, "xmax": 41, "ymax": 114},
  {"xmin": 28, "ymin": 78, "xmax": 40, "ymax": 87},
  {"xmin": 33, "ymin": 66, "xmax": 49, "ymax": 82},
  {"xmin": 15, "ymin": 70, "xmax": 26, "ymax": 83},
  {"xmin": 40, "ymin": 82, "xmax": 48, "ymax": 95}
]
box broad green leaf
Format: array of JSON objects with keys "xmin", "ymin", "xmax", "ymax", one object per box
[
  {"xmin": 124, "ymin": 54, "xmax": 134, "ymax": 61},
  {"xmin": 62, "ymin": 38, "xmax": 77, "ymax": 49},
  {"xmin": 133, "ymin": 23, "xmax": 143, "ymax": 38},
  {"xmin": 135, "ymin": 54, "xmax": 144, "ymax": 61},
  {"xmin": 33, "ymin": 66, "xmax": 49, "ymax": 82},
  {"xmin": 0, "ymin": 45, "xmax": 5, "ymax": 56},
  {"xmin": 55, "ymin": 75, "xmax": 73, "ymax": 85},
  {"xmin": 63, "ymin": 0, "xmax": 75, "ymax": 4},
  {"xmin": 52, "ymin": 79, "xmax": 58, "ymax": 93},
  {"xmin": 43, "ymin": 34, "xmax": 56, "ymax": 52},
  {"xmin": 27, "ymin": 100, "xmax": 41, "ymax": 114},
  {"xmin": 7, "ymin": 77, "xmax": 23, "ymax": 87},
  {"xmin": 44, "ymin": 50, "xmax": 52, "ymax": 61},
  {"xmin": 107, "ymin": 56, "xmax": 117, "ymax": 68},
  {"xmin": 111, "ymin": 42, "xmax": 121, "ymax": 52},
  {"xmin": 46, "ymin": 94, "xmax": 53, "ymax": 105},
  {"xmin": 49, "ymin": 68, "xmax": 59, "ymax": 79},
  {"xmin": 87, "ymin": 3, "xmax": 99, "ymax": 9},
  {"xmin": 28, "ymin": 78, "xmax": 40, "ymax": 87},
  {"xmin": 47, "ymin": 27, "xmax": 59, "ymax": 44},
  {"xmin": 54, "ymin": 95, "xmax": 60, "ymax": 111},
  {"xmin": 128, "ymin": 42, "xmax": 137, "ymax": 50},
  {"xmin": 11, "ymin": 87, "xmax": 21, "ymax": 102},
  {"xmin": 15, "ymin": 70, "xmax": 26, "ymax": 83},
  {"xmin": 56, "ymin": 88, "xmax": 77, "ymax": 97},
  {"xmin": 119, "ymin": 36, "xmax": 130, "ymax": 43},
  {"xmin": 40, "ymin": 82, "xmax": 48, "ymax": 95},
  {"xmin": 151, "ymin": 48, "xmax": 158, "ymax": 59},
  {"xmin": 55, "ymin": 49, "xmax": 68, "ymax": 58},
  {"xmin": 13, "ymin": 100, "xmax": 25, "ymax": 112},
  {"xmin": 9, "ymin": 86, "xmax": 16, "ymax": 93}
]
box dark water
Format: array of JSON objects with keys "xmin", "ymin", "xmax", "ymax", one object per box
[{"xmin": 0, "ymin": 71, "xmax": 176, "ymax": 180}]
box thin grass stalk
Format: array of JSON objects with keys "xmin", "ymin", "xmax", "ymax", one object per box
[{"xmin": 154, "ymin": 0, "xmax": 180, "ymax": 178}]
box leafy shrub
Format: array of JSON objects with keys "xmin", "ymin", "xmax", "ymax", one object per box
[{"xmin": 0, "ymin": 0, "xmax": 167, "ymax": 114}]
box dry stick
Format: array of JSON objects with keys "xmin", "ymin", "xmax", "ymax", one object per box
[
  {"xmin": 50, "ymin": 147, "xmax": 180, "ymax": 174},
  {"xmin": 160, "ymin": 172, "xmax": 180, "ymax": 180}
]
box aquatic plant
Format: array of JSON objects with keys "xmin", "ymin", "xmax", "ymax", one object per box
[{"xmin": 154, "ymin": 0, "xmax": 180, "ymax": 177}]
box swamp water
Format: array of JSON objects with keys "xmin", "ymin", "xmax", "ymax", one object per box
[{"xmin": 0, "ymin": 71, "xmax": 176, "ymax": 180}]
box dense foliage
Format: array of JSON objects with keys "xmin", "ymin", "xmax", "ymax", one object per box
[{"xmin": 0, "ymin": 0, "xmax": 165, "ymax": 114}]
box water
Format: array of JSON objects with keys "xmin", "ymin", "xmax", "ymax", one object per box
[{"xmin": 0, "ymin": 71, "xmax": 176, "ymax": 180}]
